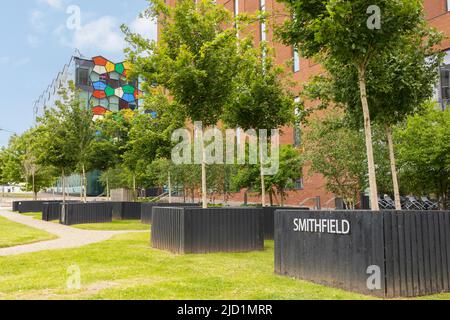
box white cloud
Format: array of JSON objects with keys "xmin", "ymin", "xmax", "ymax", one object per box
[
  {"xmin": 38, "ymin": 0, "xmax": 64, "ymax": 10},
  {"xmin": 130, "ymin": 15, "xmax": 157, "ymax": 41},
  {"xmin": 71, "ymin": 16, "xmax": 125, "ymax": 53}
]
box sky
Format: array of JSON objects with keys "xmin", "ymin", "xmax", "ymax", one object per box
[{"xmin": 0, "ymin": 0, "xmax": 157, "ymax": 147}]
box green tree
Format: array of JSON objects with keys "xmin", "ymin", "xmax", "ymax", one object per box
[
  {"xmin": 1, "ymin": 129, "xmax": 58, "ymax": 199},
  {"xmin": 67, "ymin": 92, "xmax": 96, "ymax": 202},
  {"xmin": 122, "ymin": 89, "xmax": 185, "ymax": 201},
  {"xmin": 395, "ymin": 104, "xmax": 450, "ymax": 209},
  {"xmin": 308, "ymin": 27, "xmax": 442, "ymax": 209},
  {"xmin": 223, "ymin": 43, "xmax": 295, "ymax": 206},
  {"xmin": 36, "ymin": 83, "xmax": 81, "ymax": 204},
  {"xmin": 265, "ymin": 145, "xmax": 303, "ymax": 207},
  {"xmin": 94, "ymin": 109, "xmax": 135, "ymax": 194},
  {"xmin": 232, "ymin": 145, "xmax": 302, "ymax": 206},
  {"xmin": 123, "ymin": 0, "xmax": 241, "ymax": 208},
  {"xmin": 278, "ymin": 0, "xmax": 424, "ymax": 210},
  {"xmin": 304, "ymin": 114, "xmax": 392, "ymax": 209}
]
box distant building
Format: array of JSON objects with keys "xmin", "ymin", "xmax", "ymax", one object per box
[
  {"xmin": 34, "ymin": 54, "xmax": 141, "ymax": 121},
  {"xmin": 33, "ymin": 54, "xmax": 142, "ymax": 196}
]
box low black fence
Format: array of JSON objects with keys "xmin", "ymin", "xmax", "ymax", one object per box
[
  {"xmin": 262, "ymin": 207, "xmax": 309, "ymax": 240},
  {"xmin": 12, "ymin": 201, "xmax": 19, "ymax": 212},
  {"xmin": 15, "ymin": 200, "xmax": 62, "ymax": 213},
  {"xmin": 152, "ymin": 207, "xmax": 264, "ymax": 254},
  {"xmin": 141, "ymin": 203, "xmax": 200, "ymax": 224},
  {"xmin": 42, "ymin": 201, "xmax": 80, "ymax": 221},
  {"xmin": 274, "ymin": 210, "xmax": 450, "ymax": 298},
  {"xmin": 111, "ymin": 202, "xmax": 142, "ymax": 220},
  {"xmin": 60, "ymin": 202, "xmax": 113, "ymax": 226}
]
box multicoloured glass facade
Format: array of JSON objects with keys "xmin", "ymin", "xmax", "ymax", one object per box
[
  {"xmin": 34, "ymin": 55, "xmax": 142, "ymax": 120},
  {"xmin": 33, "ymin": 54, "xmax": 141, "ymax": 196}
]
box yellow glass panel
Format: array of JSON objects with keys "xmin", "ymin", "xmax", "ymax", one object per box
[{"xmin": 106, "ymin": 61, "xmax": 115, "ymax": 73}]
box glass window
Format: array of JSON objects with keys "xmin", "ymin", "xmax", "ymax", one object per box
[
  {"xmin": 294, "ymin": 97, "xmax": 302, "ymax": 147},
  {"xmin": 447, "ymin": 0, "xmax": 450, "ymax": 11},
  {"xmin": 293, "ymin": 47, "xmax": 300, "ymax": 73},
  {"xmin": 260, "ymin": 0, "xmax": 266, "ymax": 42},
  {"xmin": 294, "ymin": 178, "xmax": 304, "ymax": 190},
  {"xmin": 76, "ymin": 68, "xmax": 89, "ymax": 86},
  {"xmin": 438, "ymin": 50, "xmax": 450, "ymax": 110}
]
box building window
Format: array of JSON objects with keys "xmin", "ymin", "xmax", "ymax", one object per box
[
  {"xmin": 447, "ymin": 0, "xmax": 450, "ymax": 12},
  {"xmin": 294, "ymin": 178, "xmax": 304, "ymax": 190},
  {"xmin": 294, "ymin": 97, "xmax": 302, "ymax": 146},
  {"xmin": 260, "ymin": 0, "xmax": 266, "ymax": 42},
  {"xmin": 437, "ymin": 50, "xmax": 450, "ymax": 110},
  {"xmin": 293, "ymin": 47, "xmax": 300, "ymax": 73},
  {"xmin": 76, "ymin": 68, "xmax": 90, "ymax": 86}
]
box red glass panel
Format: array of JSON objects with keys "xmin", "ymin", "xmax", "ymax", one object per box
[
  {"xmin": 92, "ymin": 90, "xmax": 107, "ymax": 99},
  {"xmin": 93, "ymin": 56, "xmax": 108, "ymax": 66},
  {"xmin": 92, "ymin": 106, "xmax": 107, "ymax": 115}
]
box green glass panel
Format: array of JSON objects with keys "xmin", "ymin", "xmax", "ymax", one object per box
[
  {"xmin": 123, "ymin": 85, "xmax": 135, "ymax": 94},
  {"xmin": 115, "ymin": 63, "xmax": 125, "ymax": 74},
  {"xmin": 105, "ymin": 86, "xmax": 115, "ymax": 97}
]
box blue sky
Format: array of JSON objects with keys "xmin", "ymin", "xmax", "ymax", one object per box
[{"xmin": 0, "ymin": 0, "xmax": 157, "ymax": 147}]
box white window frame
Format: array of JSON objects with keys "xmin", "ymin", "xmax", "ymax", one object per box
[{"xmin": 293, "ymin": 48, "xmax": 300, "ymax": 73}]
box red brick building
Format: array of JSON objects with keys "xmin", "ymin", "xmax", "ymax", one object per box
[{"xmin": 162, "ymin": 0, "xmax": 449, "ymax": 208}]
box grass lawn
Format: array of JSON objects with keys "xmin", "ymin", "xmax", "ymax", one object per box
[
  {"xmin": 19, "ymin": 212, "xmax": 44, "ymax": 220},
  {"xmin": 0, "ymin": 216, "xmax": 56, "ymax": 249},
  {"xmin": 74, "ymin": 220, "xmax": 149, "ymax": 231},
  {"xmin": 0, "ymin": 232, "xmax": 448, "ymax": 300}
]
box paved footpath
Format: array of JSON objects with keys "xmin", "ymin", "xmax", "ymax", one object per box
[{"xmin": 0, "ymin": 209, "xmax": 146, "ymax": 257}]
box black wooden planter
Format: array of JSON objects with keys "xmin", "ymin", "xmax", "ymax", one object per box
[
  {"xmin": 42, "ymin": 201, "xmax": 79, "ymax": 221},
  {"xmin": 15, "ymin": 200, "xmax": 61, "ymax": 213},
  {"xmin": 12, "ymin": 201, "xmax": 20, "ymax": 212},
  {"xmin": 152, "ymin": 207, "xmax": 264, "ymax": 254},
  {"xmin": 274, "ymin": 210, "xmax": 450, "ymax": 298},
  {"xmin": 262, "ymin": 207, "xmax": 309, "ymax": 240},
  {"xmin": 141, "ymin": 203, "xmax": 200, "ymax": 224},
  {"xmin": 111, "ymin": 202, "xmax": 142, "ymax": 220},
  {"xmin": 60, "ymin": 202, "xmax": 113, "ymax": 226}
]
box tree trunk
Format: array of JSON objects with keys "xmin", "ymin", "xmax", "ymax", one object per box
[
  {"xmin": 62, "ymin": 169, "xmax": 66, "ymax": 205},
  {"xmin": 269, "ymin": 190, "xmax": 273, "ymax": 207},
  {"xmin": 201, "ymin": 130, "xmax": 208, "ymax": 209},
  {"xmin": 168, "ymin": 171, "xmax": 172, "ymax": 204},
  {"xmin": 106, "ymin": 177, "xmax": 110, "ymax": 201},
  {"xmin": 32, "ymin": 172, "xmax": 37, "ymax": 200},
  {"xmin": 280, "ymin": 189, "xmax": 284, "ymax": 207},
  {"xmin": 385, "ymin": 125, "xmax": 402, "ymax": 210},
  {"xmin": 358, "ymin": 65, "xmax": 380, "ymax": 211},
  {"xmin": 82, "ymin": 164, "xmax": 87, "ymax": 203},
  {"xmin": 133, "ymin": 174, "xmax": 136, "ymax": 202},
  {"xmin": 260, "ymin": 144, "xmax": 266, "ymax": 207}
]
